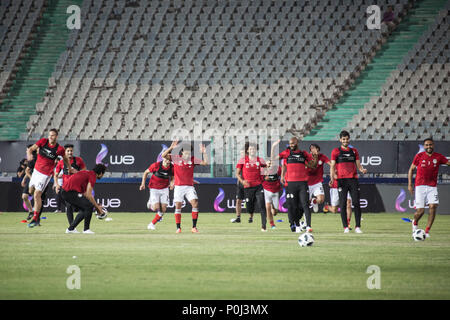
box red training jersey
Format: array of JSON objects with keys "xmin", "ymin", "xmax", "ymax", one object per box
[
  {"xmin": 148, "ymin": 161, "xmax": 173, "ymax": 189},
  {"xmin": 307, "ymin": 153, "xmax": 330, "ymax": 186},
  {"xmin": 63, "ymin": 170, "xmax": 97, "ymax": 194},
  {"xmin": 55, "ymin": 156, "xmax": 86, "ymax": 183},
  {"xmin": 170, "ymin": 155, "xmax": 202, "ymax": 186},
  {"xmin": 262, "ymin": 166, "xmax": 282, "ymax": 193},
  {"xmin": 236, "ymin": 156, "xmax": 266, "ymax": 188},
  {"xmin": 412, "ymin": 152, "xmax": 448, "ymax": 187},
  {"xmin": 331, "ymin": 146, "xmax": 360, "ymax": 179},
  {"xmin": 278, "ymin": 148, "xmax": 313, "ymax": 182},
  {"xmin": 34, "ymin": 138, "xmax": 65, "ymax": 176}
]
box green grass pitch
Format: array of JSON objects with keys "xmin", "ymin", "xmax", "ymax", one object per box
[{"xmin": 1, "ymin": 211, "xmax": 450, "ymax": 300}]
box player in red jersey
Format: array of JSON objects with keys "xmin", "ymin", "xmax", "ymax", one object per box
[
  {"xmin": 307, "ymin": 144, "xmax": 330, "ymax": 213},
  {"xmin": 271, "ymin": 138, "xmax": 318, "ymax": 233},
  {"xmin": 54, "ymin": 144, "xmax": 86, "ymax": 226},
  {"xmin": 330, "ymin": 130, "xmax": 367, "ymax": 234},
  {"xmin": 26, "ymin": 129, "xmax": 72, "ymax": 227},
  {"xmin": 62, "ymin": 164, "xmax": 107, "ymax": 234},
  {"xmin": 236, "ymin": 142, "xmax": 268, "ymax": 231},
  {"xmin": 139, "ymin": 157, "xmax": 174, "ymax": 230},
  {"xmin": 162, "ymin": 140, "xmax": 208, "ymax": 233},
  {"xmin": 408, "ymin": 138, "xmax": 449, "ymax": 238},
  {"xmin": 262, "ymin": 160, "xmax": 282, "ymax": 229}
]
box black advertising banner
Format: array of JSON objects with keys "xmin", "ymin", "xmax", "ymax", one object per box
[
  {"xmin": 274, "ymin": 140, "xmax": 398, "ymax": 173},
  {"xmin": 397, "ymin": 141, "xmax": 450, "ymax": 175}
]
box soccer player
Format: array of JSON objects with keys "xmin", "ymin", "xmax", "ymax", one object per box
[
  {"xmin": 21, "ymin": 145, "xmax": 35, "ymax": 220},
  {"xmin": 236, "ymin": 142, "xmax": 268, "ymax": 231},
  {"xmin": 262, "ymin": 160, "xmax": 282, "ymax": 229},
  {"xmin": 330, "ymin": 130, "xmax": 367, "ymax": 233},
  {"xmin": 27, "ymin": 129, "xmax": 72, "ymax": 227},
  {"xmin": 231, "ymin": 149, "xmax": 249, "ymax": 223},
  {"xmin": 54, "ymin": 144, "xmax": 86, "ymax": 225},
  {"xmin": 271, "ymin": 138, "xmax": 318, "ymax": 233},
  {"xmin": 328, "ymin": 175, "xmax": 353, "ymax": 228},
  {"xmin": 408, "ymin": 138, "xmax": 449, "ymax": 238},
  {"xmin": 139, "ymin": 157, "xmax": 174, "ymax": 230},
  {"xmin": 62, "ymin": 164, "xmax": 107, "ymax": 234},
  {"xmin": 307, "ymin": 143, "xmax": 330, "ymax": 213},
  {"xmin": 161, "ymin": 140, "xmax": 208, "ymax": 233}
]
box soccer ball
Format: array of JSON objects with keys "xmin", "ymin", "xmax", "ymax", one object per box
[
  {"xmin": 96, "ymin": 207, "xmax": 108, "ymax": 220},
  {"xmin": 412, "ymin": 229, "xmax": 426, "ymax": 241},
  {"xmin": 298, "ymin": 232, "xmax": 315, "ymax": 247},
  {"xmin": 299, "ymin": 220, "xmax": 307, "ymax": 232}
]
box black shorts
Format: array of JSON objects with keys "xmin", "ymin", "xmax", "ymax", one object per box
[
  {"xmin": 61, "ymin": 190, "xmax": 93, "ymax": 213},
  {"xmin": 236, "ymin": 183, "xmax": 245, "ymax": 200}
]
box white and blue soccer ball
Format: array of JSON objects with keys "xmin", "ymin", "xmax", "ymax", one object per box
[
  {"xmin": 412, "ymin": 229, "xmax": 426, "ymax": 241},
  {"xmin": 96, "ymin": 207, "xmax": 108, "ymax": 220},
  {"xmin": 299, "ymin": 220, "xmax": 307, "ymax": 232},
  {"xmin": 298, "ymin": 232, "xmax": 315, "ymax": 247}
]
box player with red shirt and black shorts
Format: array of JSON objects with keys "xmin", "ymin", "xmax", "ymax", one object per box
[
  {"xmin": 54, "ymin": 144, "xmax": 86, "ymax": 226},
  {"xmin": 307, "ymin": 144, "xmax": 330, "ymax": 213},
  {"xmin": 62, "ymin": 164, "xmax": 107, "ymax": 234},
  {"xmin": 271, "ymin": 137, "xmax": 318, "ymax": 233},
  {"xmin": 262, "ymin": 160, "xmax": 282, "ymax": 229},
  {"xmin": 139, "ymin": 157, "xmax": 174, "ymax": 230},
  {"xmin": 330, "ymin": 130, "xmax": 367, "ymax": 234},
  {"xmin": 408, "ymin": 138, "xmax": 449, "ymax": 238},
  {"xmin": 162, "ymin": 140, "xmax": 208, "ymax": 233},
  {"xmin": 26, "ymin": 129, "xmax": 72, "ymax": 227},
  {"xmin": 236, "ymin": 142, "xmax": 268, "ymax": 231}
]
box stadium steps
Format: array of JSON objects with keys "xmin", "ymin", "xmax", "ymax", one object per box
[
  {"xmin": 304, "ymin": 0, "xmax": 448, "ymax": 141},
  {"xmin": 0, "ymin": 0, "xmax": 82, "ymax": 140}
]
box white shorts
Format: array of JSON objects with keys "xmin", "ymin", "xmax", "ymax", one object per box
[
  {"xmin": 148, "ymin": 188, "xmax": 169, "ymax": 207},
  {"xmin": 29, "ymin": 169, "xmax": 52, "ymax": 192},
  {"xmin": 415, "ymin": 185, "xmax": 438, "ymax": 209},
  {"xmin": 174, "ymin": 185, "xmax": 198, "ymax": 203},
  {"xmin": 330, "ymin": 188, "xmax": 352, "ymax": 207},
  {"xmin": 308, "ymin": 182, "xmax": 325, "ymax": 198},
  {"xmin": 263, "ymin": 189, "xmax": 279, "ymax": 208}
]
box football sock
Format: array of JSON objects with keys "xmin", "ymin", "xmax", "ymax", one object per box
[
  {"xmin": 425, "ymin": 226, "xmax": 430, "ymax": 234},
  {"xmin": 175, "ymin": 209, "xmax": 181, "ymax": 229},
  {"xmin": 192, "ymin": 208, "xmax": 198, "ymax": 228}
]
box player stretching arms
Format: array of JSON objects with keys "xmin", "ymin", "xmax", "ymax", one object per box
[
  {"xmin": 62, "ymin": 164, "xmax": 107, "ymax": 234},
  {"xmin": 140, "ymin": 157, "xmax": 174, "ymax": 230},
  {"xmin": 408, "ymin": 138, "xmax": 449, "ymax": 238},
  {"xmin": 307, "ymin": 144, "xmax": 330, "ymax": 213},
  {"xmin": 271, "ymin": 138, "xmax": 318, "ymax": 233},
  {"xmin": 330, "ymin": 130, "xmax": 367, "ymax": 233},
  {"xmin": 162, "ymin": 141, "xmax": 208, "ymax": 233},
  {"xmin": 54, "ymin": 144, "xmax": 86, "ymax": 226},
  {"xmin": 236, "ymin": 143, "xmax": 268, "ymax": 231},
  {"xmin": 262, "ymin": 160, "xmax": 282, "ymax": 229},
  {"xmin": 27, "ymin": 129, "xmax": 72, "ymax": 227}
]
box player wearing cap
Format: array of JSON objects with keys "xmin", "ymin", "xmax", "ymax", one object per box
[
  {"xmin": 271, "ymin": 138, "xmax": 318, "ymax": 233},
  {"xmin": 307, "ymin": 143, "xmax": 330, "ymax": 213},
  {"xmin": 330, "ymin": 130, "xmax": 367, "ymax": 234},
  {"xmin": 262, "ymin": 160, "xmax": 282, "ymax": 229},
  {"xmin": 54, "ymin": 144, "xmax": 86, "ymax": 226},
  {"xmin": 140, "ymin": 157, "xmax": 174, "ymax": 230},
  {"xmin": 26, "ymin": 129, "xmax": 72, "ymax": 227},
  {"xmin": 408, "ymin": 138, "xmax": 449, "ymax": 238},
  {"xmin": 162, "ymin": 140, "xmax": 208, "ymax": 233},
  {"xmin": 236, "ymin": 142, "xmax": 268, "ymax": 232},
  {"xmin": 62, "ymin": 164, "xmax": 107, "ymax": 234}
]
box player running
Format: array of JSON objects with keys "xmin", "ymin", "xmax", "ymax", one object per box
[
  {"xmin": 236, "ymin": 142, "xmax": 268, "ymax": 231},
  {"xmin": 161, "ymin": 140, "xmax": 208, "ymax": 233},
  {"xmin": 139, "ymin": 157, "xmax": 174, "ymax": 230},
  {"xmin": 330, "ymin": 130, "xmax": 367, "ymax": 234},
  {"xmin": 54, "ymin": 144, "xmax": 86, "ymax": 226},
  {"xmin": 21, "ymin": 145, "xmax": 35, "ymax": 220},
  {"xmin": 271, "ymin": 138, "xmax": 318, "ymax": 233},
  {"xmin": 262, "ymin": 160, "xmax": 282, "ymax": 229},
  {"xmin": 408, "ymin": 138, "xmax": 449, "ymax": 238},
  {"xmin": 26, "ymin": 129, "xmax": 72, "ymax": 227},
  {"xmin": 62, "ymin": 164, "xmax": 107, "ymax": 234},
  {"xmin": 307, "ymin": 143, "xmax": 330, "ymax": 213}
]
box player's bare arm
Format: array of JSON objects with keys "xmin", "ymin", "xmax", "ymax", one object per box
[
  {"xmin": 199, "ymin": 143, "xmax": 209, "ymax": 165},
  {"xmin": 161, "ymin": 140, "xmax": 178, "ymax": 160},
  {"xmin": 26, "ymin": 144, "xmax": 38, "ymax": 161},
  {"xmin": 356, "ymin": 159, "xmax": 367, "ymax": 174},
  {"xmin": 330, "ymin": 160, "xmax": 337, "ymax": 183},
  {"xmin": 84, "ymin": 182, "xmax": 103, "ymax": 214},
  {"xmin": 270, "ymin": 139, "xmax": 281, "ymax": 160},
  {"xmin": 53, "ymin": 169, "xmax": 61, "ymax": 193},
  {"xmin": 305, "ymin": 153, "xmax": 319, "ymax": 169},
  {"xmin": 236, "ymin": 167, "xmax": 249, "ymax": 188},
  {"xmin": 408, "ymin": 163, "xmax": 416, "ymax": 195},
  {"xmin": 280, "ymin": 163, "xmax": 286, "ymax": 185},
  {"xmin": 140, "ymin": 169, "xmax": 150, "ymax": 190}
]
